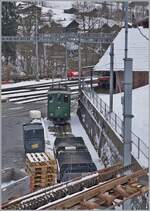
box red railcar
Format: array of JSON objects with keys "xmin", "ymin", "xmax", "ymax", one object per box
[
  {"xmin": 67, "ymin": 69, "xmax": 79, "ymax": 80},
  {"xmin": 97, "ymin": 76, "xmax": 110, "ymax": 88}
]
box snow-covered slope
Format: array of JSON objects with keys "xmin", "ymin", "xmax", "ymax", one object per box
[{"xmin": 98, "ymin": 85, "xmax": 149, "ymax": 145}]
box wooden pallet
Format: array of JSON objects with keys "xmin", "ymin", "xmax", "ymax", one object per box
[
  {"xmin": 26, "ymin": 152, "xmax": 56, "ymax": 165},
  {"xmin": 25, "ymin": 152, "xmax": 57, "ymax": 190},
  {"xmin": 25, "ymin": 165, "xmax": 57, "ymax": 174},
  {"xmin": 34, "ymin": 182, "xmax": 54, "ymax": 189},
  {"xmin": 33, "ymin": 178, "xmax": 55, "ymax": 185}
]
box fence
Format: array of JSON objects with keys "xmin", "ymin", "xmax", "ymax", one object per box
[{"xmin": 82, "ymin": 85, "xmax": 149, "ymax": 166}]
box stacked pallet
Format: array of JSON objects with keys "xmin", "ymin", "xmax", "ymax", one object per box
[{"xmin": 25, "ymin": 152, "xmax": 57, "ymax": 190}]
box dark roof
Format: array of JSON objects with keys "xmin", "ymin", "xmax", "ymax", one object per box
[
  {"xmin": 18, "ymin": 4, "xmax": 41, "ymax": 14},
  {"xmin": 39, "ymin": 24, "xmax": 51, "ymax": 33},
  {"xmin": 66, "ymin": 20, "xmax": 79, "ymax": 29},
  {"xmin": 129, "ymin": 1, "xmax": 148, "ymax": 7},
  {"xmin": 64, "ymin": 7, "xmax": 78, "ymax": 14}
]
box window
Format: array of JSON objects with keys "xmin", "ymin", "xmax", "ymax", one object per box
[
  {"xmin": 64, "ymin": 95, "xmax": 68, "ymax": 103},
  {"xmin": 49, "ymin": 95, "xmax": 53, "ymax": 103},
  {"xmin": 57, "ymin": 94, "xmax": 62, "ymax": 101}
]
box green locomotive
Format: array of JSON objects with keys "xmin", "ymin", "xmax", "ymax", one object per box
[{"xmin": 47, "ymin": 85, "xmax": 71, "ymax": 123}]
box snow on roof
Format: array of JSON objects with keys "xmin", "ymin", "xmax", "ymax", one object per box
[
  {"xmin": 40, "ymin": 6, "xmax": 51, "ymax": 14},
  {"xmin": 98, "ymin": 85, "xmax": 149, "ymax": 145},
  {"xmin": 94, "ymin": 27, "xmax": 149, "ymax": 72}
]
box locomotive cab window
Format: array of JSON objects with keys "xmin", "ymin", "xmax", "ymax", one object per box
[
  {"xmin": 49, "ymin": 95, "xmax": 53, "ymax": 103},
  {"xmin": 57, "ymin": 93, "xmax": 62, "ymax": 102},
  {"xmin": 64, "ymin": 95, "xmax": 68, "ymax": 103}
]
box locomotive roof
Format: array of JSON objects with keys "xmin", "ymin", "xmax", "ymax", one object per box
[
  {"xmin": 54, "ymin": 137, "xmax": 86, "ymax": 149},
  {"xmin": 48, "ymin": 85, "xmax": 71, "ymax": 93}
]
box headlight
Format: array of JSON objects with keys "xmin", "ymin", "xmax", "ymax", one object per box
[{"xmin": 50, "ymin": 113, "xmax": 53, "ymax": 116}]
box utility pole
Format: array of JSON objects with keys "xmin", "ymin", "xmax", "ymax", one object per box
[
  {"xmin": 65, "ymin": 40, "xmax": 68, "ymax": 79},
  {"xmin": 78, "ymin": 40, "xmax": 81, "ymax": 92},
  {"xmin": 122, "ymin": 2, "xmax": 133, "ymax": 209},
  {"xmin": 90, "ymin": 69, "xmax": 93, "ymax": 89},
  {"xmin": 109, "ymin": 42, "xmax": 114, "ymax": 112},
  {"xmin": 35, "ymin": 0, "xmax": 39, "ymax": 81}
]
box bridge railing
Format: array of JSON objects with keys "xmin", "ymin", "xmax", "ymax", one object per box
[{"xmin": 82, "ymin": 85, "xmax": 149, "ymax": 166}]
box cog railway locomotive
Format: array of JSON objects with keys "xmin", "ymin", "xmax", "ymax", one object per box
[{"xmin": 47, "ymin": 85, "xmax": 71, "ymax": 124}]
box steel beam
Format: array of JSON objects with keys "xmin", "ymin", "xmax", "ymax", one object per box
[
  {"xmin": 109, "ymin": 43, "xmax": 114, "ymax": 112},
  {"xmin": 2, "ymin": 33, "xmax": 114, "ymax": 44},
  {"xmin": 37, "ymin": 169, "xmax": 147, "ymax": 210}
]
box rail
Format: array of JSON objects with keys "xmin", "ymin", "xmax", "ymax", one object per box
[
  {"xmin": 82, "ymin": 85, "xmax": 149, "ymax": 166},
  {"xmin": 2, "ymin": 164, "xmax": 147, "ymax": 210}
]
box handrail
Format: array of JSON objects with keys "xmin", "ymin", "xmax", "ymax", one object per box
[{"xmin": 82, "ymin": 85, "xmax": 149, "ymax": 164}]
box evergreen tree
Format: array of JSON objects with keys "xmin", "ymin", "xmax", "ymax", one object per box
[{"xmin": 2, "ymin": 2, "xmax": 18, "ymax": 64}]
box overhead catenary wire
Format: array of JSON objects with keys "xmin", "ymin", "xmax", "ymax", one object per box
[{"xmin": 136, "ymin": 26, "xmax": 149, "ymax": 41}]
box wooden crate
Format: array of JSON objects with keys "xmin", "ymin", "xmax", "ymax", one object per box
[{"xmin": 25, "ymin": 152, "xmax": 57, "ymax": 190}]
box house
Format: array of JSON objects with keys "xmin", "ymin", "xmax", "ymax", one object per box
[
  {"xmin": 135, "ymin": 16, "xmax": 149, "ymax": 28},
  {"xmin": 64, "ymin": 7, "xmax": 78, "ymax": 14},
  {"xmin": 129, "ymin": 1, "xmax": 149, "ymax": 20},
  {"xmin": 65, "ymin": 20, "xmax": 79, "ymax": 32},
  {"xmin": 18, "ymin": 4, "xmax": 41, "ymax": 15},
  {"xmin": 94, "ymin": 27, "xmax": 149, "ymax": 92}
]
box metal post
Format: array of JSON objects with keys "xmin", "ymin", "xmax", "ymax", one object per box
[
  {"xmin": 90, "ymin": 69, "xmax": 93, "ymax": 89},
  {"xmin": 109, "ymin": 42, "xmax": 114, "ymax": 112},
  {"xmin": 123, "ymin": 10, "xmax": 133, "ymax": 211},
  {"xmin": 124, "ymin": 2, "xmax": 128, "ymax": 60},
  {"xmin": 123, "ymin": 59, "xmax": 133, "ymax": 210},
  {"xmin": 123, "ymin": 58, "xmax": 133, "ymax": 166},
  {"xmin": 65, "ymin": 40, "xmax": 68, "ymax": 79},
  {"xmin": 138, "ymin": 137, "xmax": 140, "ymax": 159},
  {"xmin": 43, "ymin": 44, "xmax": 47, "ymax": 78},
  {"xmin": 35, "ymin": 1, "xmax": 39, "ymax": 81},
  {"xmin": 78, "ymin": 40, "xmax": 81, "ymax": 92}
]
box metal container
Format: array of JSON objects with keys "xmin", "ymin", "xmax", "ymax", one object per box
[
  {"xmin": 23, "ymin": 122, "xmax": 45, "ymax": 153},
  {"xmin": 54, "ymin": 137, "xmax": 97, "ymax": 182},
  {"xmin": 1, "ymin": 168, "xmax": 31, "ymax": 204}
]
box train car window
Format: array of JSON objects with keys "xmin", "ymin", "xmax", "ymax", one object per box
[
  {"xmin": 57, "ymin": 94, "xmax": 62, "ymax": 101},
  {"xmin": 49, "ymin": 95, "xmax": 53, "ymax": 103},
  {"xmin": 64, "ymin": 95, "xmax": 68, "ymax": 103},
  {"xmin": 103, "ymin": 72, "xmax": 110, "ymax": 76}
]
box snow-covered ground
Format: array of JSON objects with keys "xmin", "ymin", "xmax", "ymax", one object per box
[
  {"xmin": 1, "ymin": 78, "xmax": 62, "ymax": 90},
  {"xmin": 43, "ymin": 0, "xmax": 74, "ymax": 27},
  {"xmin": 94, "ymin": 27, "xmax": 149, "ymax": 72},
  {"xmin": 41, "ymin": 1, "xmax": 122, "ymax": 29},
  {"xmin": 69, "ymin": 113, "xmax": 103, "ymax": 170},
  {"xmin": 98, "ymin": 85, "xmax": 149, "ymax": 145}
]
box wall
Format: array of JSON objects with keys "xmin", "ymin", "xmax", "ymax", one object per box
[
  {"xmin": 1, "ymin": 168, "xmax": 31, "ymax": 204},
  {"xmin": 77, "ymin": 90, "xmax": 141, "ymax": 168},
  {"xmin": 115, "ymin": 71, "xmax": 149, "ymax": 92}
]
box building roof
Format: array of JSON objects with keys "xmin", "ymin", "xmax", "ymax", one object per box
[
  {"xmin": 129, "ymin": 1, "xmax": 149, "ymax": 7},
  {"xmin": 94, "ymin": 27, "xmax": 149, "ymax": 72}
]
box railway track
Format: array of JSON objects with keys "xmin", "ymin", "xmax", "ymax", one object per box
[
  {"xmin": 1, "ymin": 78, "xmax": 98, "ymax": 104},
  {"xmin": 2, "ymin": 164, "xmax": 148, "ymax": 210},
  {"xmin": 48, "ymin": 123, "xmax": 72, "ymax": 137}
]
